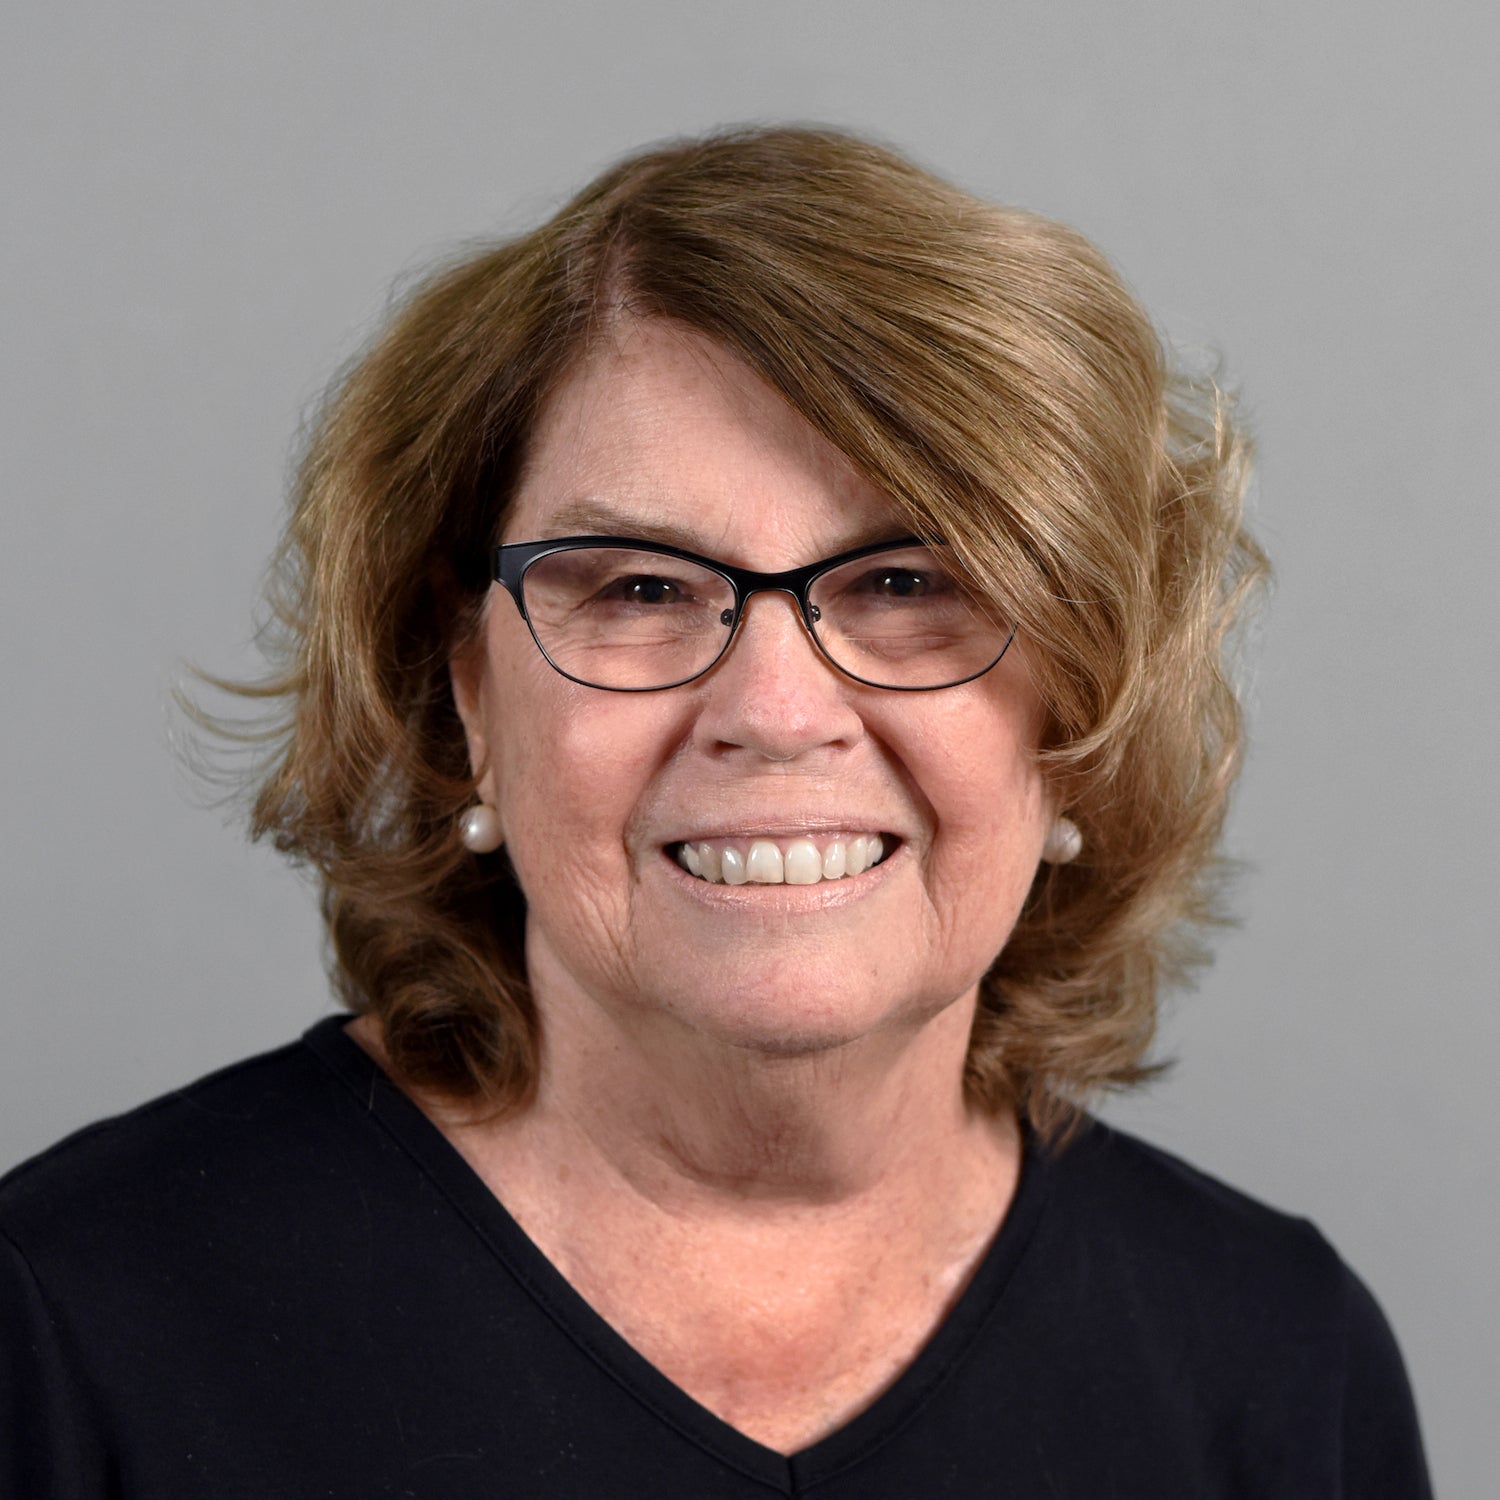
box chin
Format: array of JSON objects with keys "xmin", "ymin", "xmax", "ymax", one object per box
[
  {"xmin": 647, "ymin": 967, "xmax": 947, "ymax": 1060},
  {"xmin": 715, "ymin": 1019, "xmax": 873, "ymax": 1060}
]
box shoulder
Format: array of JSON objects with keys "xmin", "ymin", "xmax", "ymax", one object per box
[
  {"xmin": 1040, "ymin": 1116, "xmax": 1341, "ymax": 1284},
  {"xmin": 1029, "ymin": 1118, "xmax": 1378, "ymax": 1388},
  {"xmin": 0, "ymin": 1024, "xmax": 370, "ymax": 1278},
  {"xmin": 0, "ymin": 1021, "xmax": 478, "ymax": 1497},
  {"xmin": 1025, "ymin": 1118, "xmax": 1429, "ymax": 1490}
]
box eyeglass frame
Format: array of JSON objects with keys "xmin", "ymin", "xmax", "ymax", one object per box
[{"xmin": 490, "ymin": 533, "xmax": 1018, "ymax": 693}]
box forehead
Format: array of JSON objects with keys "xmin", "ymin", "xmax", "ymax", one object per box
[{"xmin": 504, "ymin": 320, "xmax": 904, "ymax": 565}]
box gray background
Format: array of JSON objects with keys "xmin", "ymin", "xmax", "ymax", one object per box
[{"xmin": 3, "ymin": 2, "xmax": 1494, "ymax": 1491}]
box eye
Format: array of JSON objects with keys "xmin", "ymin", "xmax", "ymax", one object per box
[
  {"xmin": 601, "ymin": 573, "xmax": 693, "ymax": 606},
  {"xmin": 851, "ymin": 565, "xmax": 953, "ymax": 601},
  {"xmin": 868, "ymin": 568, "xmax": 930, "ymax": 598}
]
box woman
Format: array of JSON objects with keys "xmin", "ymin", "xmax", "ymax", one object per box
[{"xmin": 0, "ymin": 127, "xmax": 1429, "ymax": 1496}]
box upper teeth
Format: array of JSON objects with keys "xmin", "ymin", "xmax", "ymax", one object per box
[{"xmin": 675, "ymin": 834, "xmax": 888, "ymax": 885}]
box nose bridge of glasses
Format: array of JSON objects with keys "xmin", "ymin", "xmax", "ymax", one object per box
[
  {"xmin": 735, "ymin": 566, "xmax": 816, "ymax": 614},
  {"xmin": 723, "ymin": 550, "xmax": 826, "ymax": 623},
  {"xmin": 704, "ymin": 583, "xmax": 849, "ymax": 704},
  {"xmin": 726, "ymin": 580, "xmax": 823, "ymax": 660}
]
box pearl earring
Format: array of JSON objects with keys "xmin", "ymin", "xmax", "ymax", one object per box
[
  {"xmin": 1041, "ymin": 816, "xmax": 1082, "ymax": 865},
  {"xmin": 460, "ymin": 803, "xmax": 504, "ymax": 854}
]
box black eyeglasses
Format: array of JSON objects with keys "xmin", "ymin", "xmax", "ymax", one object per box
[{"xmin": 491, "ymin": 535, "xmax": 1017, "ymax": 692}]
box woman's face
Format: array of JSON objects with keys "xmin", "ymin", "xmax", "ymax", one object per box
[{"xmin": 452, "ymin": 320, "xmax": 1054, "ymax": 1057}]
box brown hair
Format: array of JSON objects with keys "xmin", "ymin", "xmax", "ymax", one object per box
[{"xmin": 222, "ymin": 125, "xmax": 1266, "ymax": 1136}]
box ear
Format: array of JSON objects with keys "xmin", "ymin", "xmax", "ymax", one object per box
[{"xmin": 448, "ymin": 644, "xmax": 496, "ymax": 803}]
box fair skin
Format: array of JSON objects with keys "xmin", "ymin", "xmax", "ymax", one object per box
[{"xmin": 354, "ymin": 319, "xmax": 1055, "ymax": 1453}]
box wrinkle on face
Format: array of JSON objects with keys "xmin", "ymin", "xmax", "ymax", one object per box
[{"xmin": 453, "ymin": 317, "xmax": 1052, "ymax": 1070}]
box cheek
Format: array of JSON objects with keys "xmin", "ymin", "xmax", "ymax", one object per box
[
  {"xmin": 488, "ymin": 703, "xmax": 649, "ymax": 972},
  {"xmin": 481, "ymin": 621, "xmax": 608, "ymax": 820},
  {"xmin": 481, "ymin": 650, "xmax": 684, "ymax": 890},
  {"xmin": 927, "ymin": 757, "xmax": 1048, "ymax": 897},
  {"xmin": 903, "ymin": 697, "xmax": 1050, "ymax": 928},
  {"xmin": 497, "ymin": 712, "xmax": 621, "ymax": 851}
]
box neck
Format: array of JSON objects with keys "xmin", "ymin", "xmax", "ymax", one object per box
[
  {"xmin": 349, "ymin": 954, "xmax": 1023, "ymax": 1455},
  {"xmin": 460, "ymin": 942, "xmax": 1016, "ymax": 1227}
]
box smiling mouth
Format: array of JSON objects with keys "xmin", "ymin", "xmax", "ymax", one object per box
[{"xmin": 668, "ymin": 833, "xmax": 894, "ymax": 886}]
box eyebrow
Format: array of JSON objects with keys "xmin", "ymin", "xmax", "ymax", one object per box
[{"xmin": 528, "ymin": 496, "xmax": 912, "ymax": 556}]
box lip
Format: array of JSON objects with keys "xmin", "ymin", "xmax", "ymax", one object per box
[
  {"xmin": 656, "ymin": 837, "xmax": 903, "ymax": 906},
  {"xmin": 661, "ymin": 821, "xmax": 902, "ymax": 843},
  {"xmin": 662, "ymin": 831, "xmax": 902, "ymax": 873}
]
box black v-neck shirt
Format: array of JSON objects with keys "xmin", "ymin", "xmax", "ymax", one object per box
[{"xmin": 0, "ymin": 1018, "xmax": 1430, "ymax": 1498}]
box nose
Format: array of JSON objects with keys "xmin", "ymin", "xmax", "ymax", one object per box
[{"xmin": 690, "ymin": 589, "xmax": 866, "ymax": 762}]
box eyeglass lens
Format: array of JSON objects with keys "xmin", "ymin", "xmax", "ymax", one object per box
[{"xmin": 518, "ymin": 543, "xmax": 1010, "ymax": 691}]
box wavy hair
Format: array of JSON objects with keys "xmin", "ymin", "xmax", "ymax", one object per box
[{"xmin": 216, "ymin": 126, "xmax": 1267, "ymax": 1136}]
